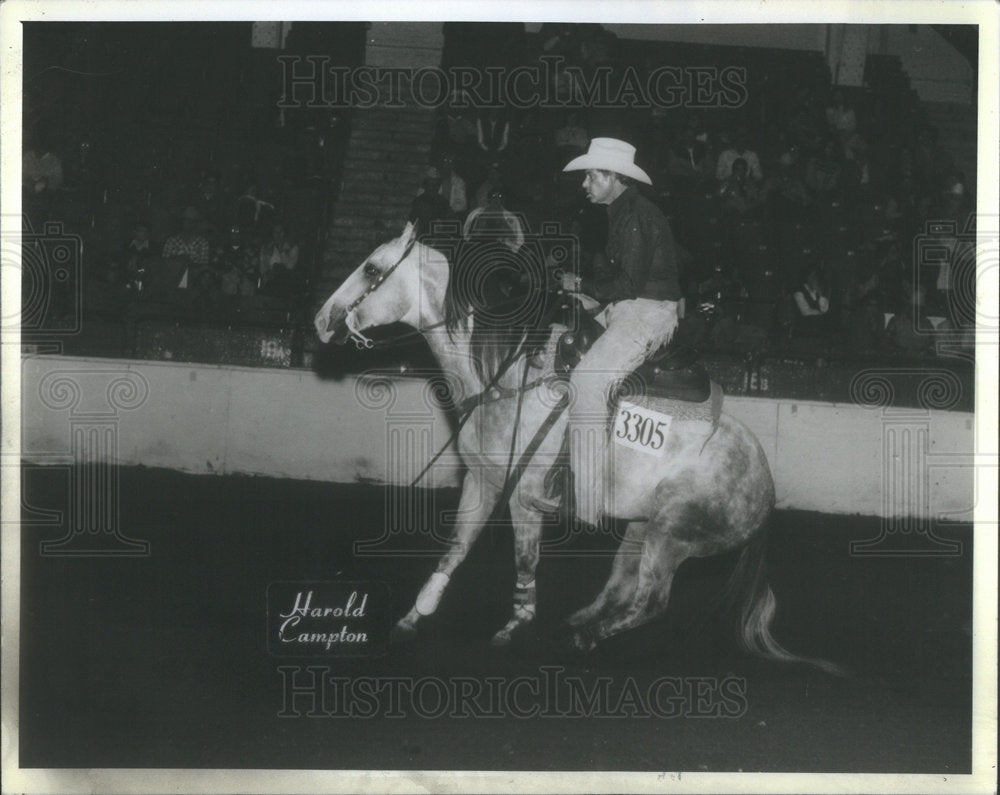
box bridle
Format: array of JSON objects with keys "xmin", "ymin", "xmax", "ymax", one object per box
[
  {"xmin": 340, "ymin": 235, "xmax": 419, "ymax": 349},
  {"xmin": 337, "ymin": 235, "xmax": 547, "ymax": 352},
  {"xmin": 331, "ymin": 239, "xmax": 586, "ymax": 488}
]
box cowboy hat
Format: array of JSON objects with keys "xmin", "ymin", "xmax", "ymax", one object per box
[{"xmin": 562, "ymin": 137, "xmax": 652, "ymax": 185}]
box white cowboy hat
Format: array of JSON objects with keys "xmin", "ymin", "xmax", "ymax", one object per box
[{"xmin": 563, "ymin": 137, "xmax": 652, "ymax": 185}]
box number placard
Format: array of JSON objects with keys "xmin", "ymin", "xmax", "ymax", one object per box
[{"xmin": 612, "ymin": 401, "xmax": 672, "ymax": 457}]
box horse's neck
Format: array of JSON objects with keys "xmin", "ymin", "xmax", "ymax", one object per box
[{"xmin": 421, "ymin": 322, "xmax": 487, "ymax": 397}]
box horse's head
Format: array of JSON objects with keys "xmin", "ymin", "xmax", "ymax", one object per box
[{"xmin": 314, "ymin": 222, "xmax": 448, "ymax": 346}]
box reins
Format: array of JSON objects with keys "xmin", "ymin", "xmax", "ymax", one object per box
[
  {"xmin": 405, "ymin": 327, "xmax": 535, "ymax": 488},
  {"xmin": 340, "ymin": 236, "xmax": 577, "ymax": 491}
]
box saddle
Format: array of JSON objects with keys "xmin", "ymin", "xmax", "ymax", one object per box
[
  {"xmin": 551, "ymin": 295, "xmax": 711, "ymax": 404},
  {"xmin": 537, "ymin": 294, "xmax": 722, "ymax": 512}
]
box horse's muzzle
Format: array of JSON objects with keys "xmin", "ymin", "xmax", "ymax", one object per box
[{"xmin": 315, "ymin": 305, "xmax": 349, "ymax": 345}]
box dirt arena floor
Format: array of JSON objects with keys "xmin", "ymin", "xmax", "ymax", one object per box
[{"xmin": 19, "ymin": 465, "xmax": 972, "ymax": 773}]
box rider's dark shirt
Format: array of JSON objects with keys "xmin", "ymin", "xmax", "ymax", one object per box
[{"xmin": 591, "ymin": 186, "xmax": 681, "ymax": 303}]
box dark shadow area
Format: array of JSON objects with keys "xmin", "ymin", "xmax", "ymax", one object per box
[{"xmin": 20, "ymin": 465, "xmax": 971, "ymax": 772}]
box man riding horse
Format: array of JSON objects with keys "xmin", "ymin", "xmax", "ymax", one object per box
[{"xmin": 539, "ymin": 138, "xmax": 682, "ymax": 528}]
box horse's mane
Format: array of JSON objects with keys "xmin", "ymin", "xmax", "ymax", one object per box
[{"xmin": 442, "ymin": 238, "xmax": 551, "ymax": 385}]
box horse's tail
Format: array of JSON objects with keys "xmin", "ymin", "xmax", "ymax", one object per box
[{"xmin": 723, "ymin": 524, "xmax": 846, "ymax": 677}]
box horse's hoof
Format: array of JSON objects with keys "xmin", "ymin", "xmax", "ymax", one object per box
[
  {"xmin": 570, "ymin": 628, "xmax": 597, "ymax": 654},
  {"xmin": 550, "ymin": 622, "xmax": 589, "ymax": 653},
  {"xmin": 489, "ymin": 618, "xmax": 532, "ymax": 649},
  {"xmin": 390, "ymin": 620, "xmax": 418, "ymax": 645},
  {"xmin": 565, "ymin": 609, "xmax": 589, "ymax": 627}
]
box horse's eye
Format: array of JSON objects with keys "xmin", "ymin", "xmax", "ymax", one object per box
[{"xmin": 363, "ymin": 262, "xmax": 380, "ymax": 279}]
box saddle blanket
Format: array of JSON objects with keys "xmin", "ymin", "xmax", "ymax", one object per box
[{"xmin": 612, "ymin": 380, "xmax": 723, "ymax": 446}]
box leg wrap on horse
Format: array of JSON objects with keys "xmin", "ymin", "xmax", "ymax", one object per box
[
  {"xmin": 513, "ymin": 578, "xmax": 537, "ymax": 618},
  {"xmin": 415, "ymin": 571, "xmax": 450, "ymax": 616}
]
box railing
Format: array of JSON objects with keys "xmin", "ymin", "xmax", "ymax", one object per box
[{"xmin": 27, "ymin": 307, "xmax": 975, "ymax": 415}]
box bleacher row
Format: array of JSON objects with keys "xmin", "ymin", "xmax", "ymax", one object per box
[
  {"xmin": 22, "ymin": 22, "xmax": 358, "ymax": 345},
  {"xmin": 22, "ymin": 23, "xmax": 976, "ymax": 373},
  {"xmin": 418, "ymin": 32, "xmax": 975, "ymax": 362}
]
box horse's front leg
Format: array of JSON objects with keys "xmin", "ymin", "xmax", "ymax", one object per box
[
  {"xmin": 392, "ymin": 470, "xmax": 501, "ymax": 643},
  {"xmin": 489, "ymin": 492, "xmax": 543, "ymax": 648}
]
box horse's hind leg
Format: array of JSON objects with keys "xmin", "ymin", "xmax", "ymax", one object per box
[
  {"xmin": 393, "ymin": 471, "xmax": 501, "ymax": 642},
  {"xmin": 566, "ymin": 519, "xmax": 646, "ymax": 628},
  {"xmin": 571, "ymin": 525, "xmax": 687, "ymax": 653},
  {"xmin": 489, "ymin": 499, "xmax": 543, "ymax": 648}
]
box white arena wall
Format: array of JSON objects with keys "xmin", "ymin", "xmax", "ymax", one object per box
[{"xmin": 20, "ymin": 355, "xmax": 975, "ymax": 521}]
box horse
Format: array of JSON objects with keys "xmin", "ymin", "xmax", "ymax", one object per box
[{"xmin": 315, "ymin": 222, "xmax": 838, "ymax": 673}]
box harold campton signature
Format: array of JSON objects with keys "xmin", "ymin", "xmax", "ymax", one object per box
[{"xmin": 278, "ymin": 590, "xmax": 369, "ymax": 650}]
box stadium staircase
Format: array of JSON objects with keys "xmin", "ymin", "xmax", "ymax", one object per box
[{"xmin": 313, "ymin": 23, "xmax": 443, "ymax": 310}]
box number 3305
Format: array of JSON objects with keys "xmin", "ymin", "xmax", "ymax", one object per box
[{"xmin": 615, "ymin": 409, "xmax": 666, "ymax": 449}]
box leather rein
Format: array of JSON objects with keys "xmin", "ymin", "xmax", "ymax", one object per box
[{"xmin": 340, "ymin": 238, "xmax": 575, "ymax": 490}]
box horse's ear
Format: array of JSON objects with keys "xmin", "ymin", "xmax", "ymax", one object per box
[{"xmin": 401, "ymin": 221, "xmax": 417, "ymax": 245}]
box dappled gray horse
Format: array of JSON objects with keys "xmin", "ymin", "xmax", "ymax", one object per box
[{"xmin": 315, "ymin": 223, "xmax": 836, "ymax": 672}]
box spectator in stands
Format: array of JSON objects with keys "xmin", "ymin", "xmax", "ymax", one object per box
[
  {"xmin": 474, "ymin": 161, "xmax": 505, "ymax": 209},
  {"xmin": 216, "ymin": 225, "xmax": 258, "ymax": 298},
  {"xmin": 259, "ymin": 223, "xmax": 299, "ymax": 299},
  {"xmin": 686, "ymin": 111, "xmax": 711, "ymax": 147},
  {"xmin": 885, "ymin": 281, "xmax": 938, "ymax": 356},
  {"xmin": 841, "ymin": 133, "xmax": 875, "ymax": 197},
  {"xmin": 235, "ymin": 184, "xmax": 276, "ymax": 234},
  {"xmin": 792, "ymin": 265, "xmax": 832, "ymax": 339},
  {"xmin": 925, "ymin": 178, "xmax": 970, "ymax": 315},
  {"xmin": 193, "ymin": 170, "xmax": 227, "ymax": 246},
  {"xmin": 537, "ymin": 23, "xmax": 581, "ymax": 101},
  {"xmin": 763, "ymin": 150, "xmax": 811, "ymax": 222},
  {"xmin": 787, "ymin": 104, "xmax": 823, "ymax": 154},
  {"xmin": 438, "ymin": 97, "xmax": 477, "ymax": 174},
  {"xmin": 162, "ymin": 206, "xmax": 211, "ymax": 290},
  {"xmin": 845, "ymin": 267, "xmax": 885, "ymax": 354},
  {"xmin": 668, "ymin": 124, "xmax": 713, "ymax": 185},
  {"xmin": 718, "ymin": 157, "xmax": 762, "ymax": 216},
  {"xmin": 510, "ymin": 106, "xmax": 548, "ymax": 187},
  {"xmin": 22, "ymin": 129, "xmax": 63, "ymax": 225},
  {"xmin": 477, "ymin": 108, "xmax": 510, "ymax": 166},
  {"xmin": 553, "ymin": 111, "xmax": 590, "ymax": 157},
  {"xmin": 936, "ymin": 172, "xmax": 970, "ymax": 221},
  {"xmin": 437, "ymin": 152, "xmax": 468, "ymax": 216},
  {"xmin": 715, "ymin": 128, "xmax": 762, "ymax": 182},
  {"xmin": 123, "ymin": 222, "xmax": 156, "ymax": 291},
  {"xmin": 804, "ymin": 138, "xmax": 843, "ymax": 200},
  {"xmin": 825, "ymin": 89, "xmax": 857, "ymax": 148},
  {"xmin": 23, "ymin": 130, "xmax": 64, "ymax": 194},
  {"xmin": 462, "ymin": 187, "xmax": 525, "ymax": 252},
  {"xmin": 409, "ymin": 168, "xmax": 453, "ymax": 237}
]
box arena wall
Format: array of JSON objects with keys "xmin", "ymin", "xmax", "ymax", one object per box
[{"xmin": 20, "ymin": 355, "xmax": 976, "ymax": 521}]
